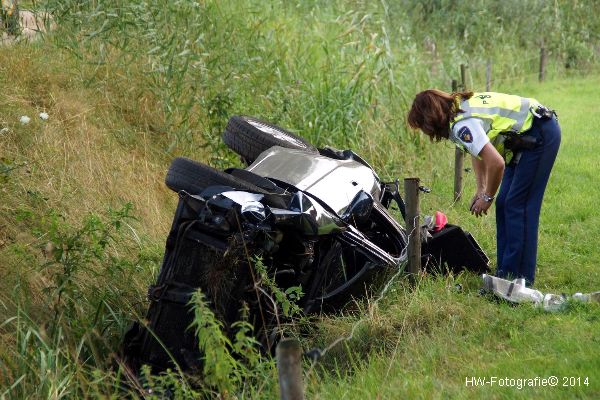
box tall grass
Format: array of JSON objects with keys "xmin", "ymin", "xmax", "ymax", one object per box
[
  {"xmin": 41, "ymin": 0, "xmax": 600, "ymax": 158},
  {"xmin": 0, "ymin": 205, "xmax": 160, "ymax": 398}
]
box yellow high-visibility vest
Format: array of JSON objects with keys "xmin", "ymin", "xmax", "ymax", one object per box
[{"xmin": 451, "ymin": 92, "xmax": 541, "ymax": 159}]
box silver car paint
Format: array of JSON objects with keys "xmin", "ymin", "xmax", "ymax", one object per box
[{"xmin": 247, "ymin": 146, "xmax": 381, "ymax": 216}]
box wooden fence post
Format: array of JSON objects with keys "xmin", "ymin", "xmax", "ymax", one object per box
[
  {"xmin": 404, "ymin": 178, "xmax": 421, "ymax": 280},
  {"xmin": 486, "ymin": 59, "xmax": 492, "ymax": 91},
  {"xmin": 277, "ymin": 339, "xmax": 304, "ymax": 400},
  {"xmin": 539, "ymin": 47, "xmax": 547, "ymax": 82},
  {"xmin": 452, "ymin": 78, "xmax": 464, "ymax": 202},
  {"xmin": 460, "ymin": 64, "xmax": 467, "ymax": 90},
  {"xmin": 454, "ymin": 147, "xmax": 464, "ymax": 202}
]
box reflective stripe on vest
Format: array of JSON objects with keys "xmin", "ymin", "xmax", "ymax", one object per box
[
  {"xmin": 451, "ymin": 92, "xmax": 541, "ymax": 162},
  {"xmin": 452, "ymin": 92, "xmax": 540, "ymax": 141}
]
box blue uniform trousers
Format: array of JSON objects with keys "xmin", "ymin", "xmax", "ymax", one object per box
[{"xmin": 495, "ymin": 116, "xmax": 561, "ymax": 286}]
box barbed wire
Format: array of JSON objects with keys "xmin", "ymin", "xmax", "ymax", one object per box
[
  {"xmin": 465, "ymin": 54, "xmax": 542, "ymax": 68},
  {"xmin": 302, "ymin": 216, "xmax": 419, "ymax": 379},
  {"xmin": 444, "ymin": 56, "xmax": 600, "ymax": 96}
]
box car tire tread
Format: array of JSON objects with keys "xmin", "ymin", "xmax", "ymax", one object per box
[
  {"xmin": 165, "ymin": 157, "xmax": 267, "ymax": 194},
  {"xmin": 222, "ymin": 115, "xmax": 317, "ymax": 163}
]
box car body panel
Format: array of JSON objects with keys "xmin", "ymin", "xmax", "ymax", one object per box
[{"xmin": 247, "ymin": 146, "xmax": 381, "ymax": 216}]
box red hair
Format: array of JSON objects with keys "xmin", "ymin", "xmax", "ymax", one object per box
[{"xmin": 407, "ymin": 89, "xmax": 473, "ymax": 141}]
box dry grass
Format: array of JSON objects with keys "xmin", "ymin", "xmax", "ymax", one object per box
[
  {"xmin": 0, "ymin": 45, "xmax": 177, "ymax": 336},
  {"xmin": 0, "ymin": 45, "xmax": 176, "ymax": 243}
]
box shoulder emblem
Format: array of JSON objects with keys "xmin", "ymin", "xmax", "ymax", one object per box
[
  {"xmin": 475, "ymin": 94, "xmax": 491, "ymax": 104},
  {"xmin": 458, "ymin": 126, "xmax": 473, "ymax": 143}
]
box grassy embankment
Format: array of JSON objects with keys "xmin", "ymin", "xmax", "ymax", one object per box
[{"xmin": 1, "ymin": 1, "xmax": 600, "ymax": 398}]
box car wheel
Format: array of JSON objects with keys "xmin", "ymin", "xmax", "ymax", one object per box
[
  {"xmin": 222, "ymin": 115, "xmax": 318, "ymax": 164},
  {"xmin": 165, "ymin": 157, "xmax": 268, "ymax": 194}
]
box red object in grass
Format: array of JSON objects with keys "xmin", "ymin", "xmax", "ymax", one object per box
[{"xmin": 433, "ymin": 211, "xmax": 448, "ymax": 232}]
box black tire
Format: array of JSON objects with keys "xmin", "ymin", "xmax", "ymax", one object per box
[
  {"xmin": 165, "ymin": 157, "xmax": 267, "ymax": 194},
  {"xmin": 222, "ymin": 115, "xmax": 317, "ymax": 164}
]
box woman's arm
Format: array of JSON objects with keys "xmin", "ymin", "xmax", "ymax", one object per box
[
  {"xmin": 478, "ymin": 143, "xmax": 505, "ymax": 197},
  {"xmin": 471, "ymin": 155, "xmax": 487, "ymax": 192},
  {"xmin": 470, "ymin": 155, "xmax": 486, "ymax": 208},
  {"xmin": 471, "ymin": 143, "xmax": 505, "ymax": 217}
]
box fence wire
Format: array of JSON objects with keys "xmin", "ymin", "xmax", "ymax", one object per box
[{"xmin": 302, "ymin": 217, "xmax": 419, "ymax": 380}]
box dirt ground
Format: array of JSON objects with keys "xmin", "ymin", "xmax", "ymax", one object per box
[{"xmin": 1, "ymin": 9, "xmax": 55, "ymax": 45}]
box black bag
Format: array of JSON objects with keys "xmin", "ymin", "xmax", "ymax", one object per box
[{"xmin": 421, "ymin": 224, "xmax": 490, "ymax": 274}]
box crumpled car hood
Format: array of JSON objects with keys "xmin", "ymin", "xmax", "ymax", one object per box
[{"xmin": 247, "ymin": 146, "xmax": 381, "ymax": 216}]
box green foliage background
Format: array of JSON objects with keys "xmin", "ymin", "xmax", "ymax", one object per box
[{"xmin": 42, "ymin": 0, "xmax": 600, "ymax": 156}]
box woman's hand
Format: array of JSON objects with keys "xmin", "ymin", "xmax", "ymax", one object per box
[
  {"xmin": 470, "ymin": 192, "xmax": 481, "ymax": 210},
  {"xmin": 470, "ymin": 196, "xmax": 492, "ymax": 217},
  {"xmin": 469, "ymin": 143, "xmax": 503, "ymax": 218}
]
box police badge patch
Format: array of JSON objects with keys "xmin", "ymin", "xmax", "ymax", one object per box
[{"xmin": 458, "ymin": 126, "xmax": 473, "ymax": 143}]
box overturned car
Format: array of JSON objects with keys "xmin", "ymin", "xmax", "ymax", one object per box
[{"xmin": 123, "ymin": 116, "xmax": 489, "ymax": 372}]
